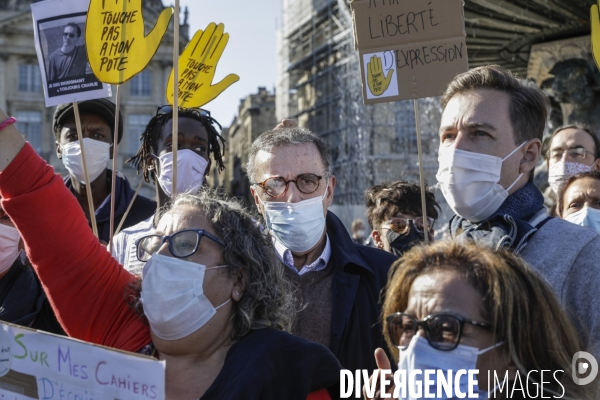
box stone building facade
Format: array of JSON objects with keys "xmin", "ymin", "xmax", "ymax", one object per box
[
  {"xmin": 208, "ymin": 87, "xmax": 277, "ymax": 205},
  {"xmin": 0, "ymin": 0, "xmax": 189, "ymax": 198}
]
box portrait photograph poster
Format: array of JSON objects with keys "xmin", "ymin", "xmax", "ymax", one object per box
[{"xmin": 31, "ymin": 0, "xmax": 111, "ymax": 107}]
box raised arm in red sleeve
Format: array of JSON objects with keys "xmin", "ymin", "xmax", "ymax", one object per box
[{"xmin": 0, "ymin": 143, "xmax": 150, "ymax": 352}]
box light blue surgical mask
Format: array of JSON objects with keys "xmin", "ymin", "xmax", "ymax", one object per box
[
  {"xmin": 397, "ymin": 336, "xmax": 503, "ymax": 399},
  {"xmin": 565, "ymin": 206, "xmax": 600, "ymax": 233},
  {"xmin": 258, "ymin": 186, "xmax": 328, "ymax": 252}
]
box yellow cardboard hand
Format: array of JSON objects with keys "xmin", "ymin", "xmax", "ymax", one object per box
[
  {"xmin": 166, "ymin": 23, "xmax": 240, "ymax": 108},
  {"xmin": 592, "ymin": 1, "xmax": 600, "ymax": 71},
  {"xmin": 86, "ymin": 0, "xmax": 173, "ymax": 84},
  {"xmin": 367, "ymin": 54, "xmax": 394, "ymax": 96}
]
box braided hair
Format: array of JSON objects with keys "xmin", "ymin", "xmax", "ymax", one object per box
[{"xmin": 127, "ymin": 108, "xmax": 226, "ymax": 183}]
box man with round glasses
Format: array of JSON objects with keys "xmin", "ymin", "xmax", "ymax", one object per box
[
  {"xmin": 246, "ymin": 126, "xmax": 397, "ymax": 373},
  {"xmin": 48, "ymin": 22, "xmax": 87, "ymax": 81},
  {"xmin": 365, "ymin": 181, "xmax": 440, "ymax": 256}
]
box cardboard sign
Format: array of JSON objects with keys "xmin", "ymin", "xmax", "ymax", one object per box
[
  {"xmin": 85, "ymin": 0, "xmax": 173, "ymax": 84},
  {"xmin": 31, "ymin": 0, "xmax": 112, "ymax": 107},
  {"xmin": 350, "ymin": 0, "xmax": 468, "ymax": 103},
  {"xmin": 166, "ymin": 23, "xmax": 240, "ymax": 108},
  {"xmin": 0, "ymin": 321, "xmax": 165, "ymax": 400}
]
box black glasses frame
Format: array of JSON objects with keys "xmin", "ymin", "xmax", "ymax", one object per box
[
  {"xmin": 156, "ymin": 105, "xmax": 211, "ymax": 118},
  {"xmin": 385, "ymin": 312, "xmax": 492, "ymax": 351},
  {"xmin": 135, "ymin": 229, "xmax": 225, "ymax": 262},
  {"xmin": 255, "ymin": 173, "xmax": 325, "ymax": 198}
]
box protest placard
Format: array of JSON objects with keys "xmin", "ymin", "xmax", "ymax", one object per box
[
  {"xmin": 165, "ymin": 23, "xmax": 240, "ymax": 108},
  {"xmin": 0, "ymin": 321, "xmax": 165, "ymax": 400},
  {"xmin": 31, "ymin": 0, "xmax": 112, "ymax": 107},
  {"xmin": 350, "ymin": 0, "xmax": 468, "ymax": 103},
  {"xmin": 85, "ymin": 0, "xmax": 173, "ymax": 84},
  {"xmin": 592, "ymin": 0, "xmax": 600, "ymax": 71}
]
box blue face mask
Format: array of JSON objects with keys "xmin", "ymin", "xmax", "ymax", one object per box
[
  {"xmin": 565, "ymin": 206, "xmax": 600, "ymax": 233},
  {"xmin": 397, "ymin": 336, "xmax": 503, "ymax": 399},
  {"xmin": 259, "ymin": 186, "xmax": 328, "ymax": 252}
]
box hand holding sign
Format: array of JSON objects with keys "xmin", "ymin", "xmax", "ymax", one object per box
[
  {"xmin": 592, "ymin": 0, "xmax": 600, "ymax": 71},
  {"xmin": 166, "ymin": 23, "xmax": 240, "ymax": 108},
  {"xmin": 367, "ymin": 54, "xmax": 394, "ymax": 96},
  {"xmin": 86, "ymin": 0, "xmax": 173, "ymax": 84}
]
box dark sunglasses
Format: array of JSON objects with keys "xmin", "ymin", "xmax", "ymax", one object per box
[
  {"xmin": 156, "ymin": 105, "xmax": 211, "ymax": 118},
  {"xmin": 63, "ymin": 33, "xmax": 76, "ymax": 38},
  {"xmin": 386, "ymin": 312, "xmax": 492, "ymax": 351}
]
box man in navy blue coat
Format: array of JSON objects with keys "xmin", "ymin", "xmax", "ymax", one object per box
[{"xmin": 246, "ymin": 124, "xmax": 397, "ymax": 373}]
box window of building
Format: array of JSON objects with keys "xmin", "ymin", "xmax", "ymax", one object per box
[
  {"xmin": 127, "ymin": 114, "xmax": 152, "ymax": 155},
  {"xmin": 16, "ymin": 111, "xmax": 42, "ymax": 153},
  {"xmin": 130, "ymin": 70, "xmax": 152, "ymax": 97},
  {"xmin": 18, "ymin": 64, "xmax": 41, "ymax": 92}
]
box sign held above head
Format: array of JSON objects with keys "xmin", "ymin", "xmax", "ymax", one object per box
[
  {"xmin": 350, "ymin": 0, "xmax": 468, "ymax": 103},
  {"xmin": 166, "ymin": 23, "xmax": 240, "ymax": 108},
  {"xmin": 85, "ymin": 0, "xmax": 174, "ymax": 84}
]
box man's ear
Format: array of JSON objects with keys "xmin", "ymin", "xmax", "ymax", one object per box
[
  {"xmin": 592, "ymin": 158, "xmax": 600, "ymax": 172},
  {"xmin": 250, "ymin": 186, "xmax": 263, "ymax": 214},
  {"xmin": 518, "ymin": 139, "xmax": 541, "ymax": 175},
  {"xmin": 324, "ymin": 175, "xmax": 336, "ymax": 208},
  {"xmin": 372, "ymin": 229, "xmax": 384, "ymax": 250},
  {"xmin": 55, "ymin": 141, "xmax": 62, "ymax": 159}
]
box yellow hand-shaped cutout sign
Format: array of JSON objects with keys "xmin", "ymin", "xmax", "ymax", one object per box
[
  {"xmin": 367, "ymin": 54, "xmax": 394, "ymax": 96},
  {"xmin": 86, "ymin": 0, "xmax": 173, "ymax": 84},
  {"xmin": 592, "ymin": 1, "xmax": 600, "ymax": 71},
  {"xmin": 166, "ymin": 23, "xmax": 240, "ymax": 108}
]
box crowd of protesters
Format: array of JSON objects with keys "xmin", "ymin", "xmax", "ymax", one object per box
[{"xmin": 1, "ymin": 64, "xmax": 599, "ymax": 399}]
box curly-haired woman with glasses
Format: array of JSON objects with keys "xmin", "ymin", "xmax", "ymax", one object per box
[
  {"xmin": 111, "ymin": 106, "xmax": 226, "ymax": 275},
  {"xmin": 365, "ymin": 241, "xmax": 595, "ymax": 399},
  {"xmin": 0, "ymin": 108, "xmax": 340, "ymax": 400}
]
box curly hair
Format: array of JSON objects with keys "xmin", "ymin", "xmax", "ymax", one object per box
[
  {"xmin": 365, "ymin": 181, "xmax": 440, "ymax": 231},
  {"xmin": 127, "ymin": 108, "xmax": 226, "ymax": 184},
  {"xmin": 125, "ymin": 189, "xmax": 295, "ymax": 341},
  {"xmin": 382, "ymin": 240, "xmax": 592, "ymax": 399}
]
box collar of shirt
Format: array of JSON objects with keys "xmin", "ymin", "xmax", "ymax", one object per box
[{"xmin": 273, "ymin": 234, "xmax": 331, "ymax": 276}]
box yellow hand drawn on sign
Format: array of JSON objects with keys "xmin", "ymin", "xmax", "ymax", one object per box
[
  {"xmin": 166, "ymin": 23, "xmax": 240, "ymax": 108},
  {"xmin": 592, "ymin": 0, "xmax": 600, "ymax": 71},
  {"xmin": 367, "ymin": 54, "xmax": 394, "ymax": 96},
  {"xmin": 86, "ymin": 0, "xmax": 173, "ymax": 84}
]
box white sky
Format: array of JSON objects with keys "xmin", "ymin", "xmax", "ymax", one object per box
[{"xmin": 176, "ymin": 0, "xmax": 282, "ymax": 128}]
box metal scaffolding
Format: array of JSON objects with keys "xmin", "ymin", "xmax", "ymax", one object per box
[{"xmin": 277, "ymin": 0, "xmax": 443, "ymax": 206}]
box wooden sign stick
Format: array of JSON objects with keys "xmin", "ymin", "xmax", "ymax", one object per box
[
  {"xmin": 109, "ymin": 85, "xmax": 121, "ymax": 252},
  {"xmin": 172, "ymin": 0, "xmax": 180, "ymax": 196},
  {"xmin": 73, "ymin": 102, "xmax": 99, "ymax": 238},
  {"xmin": 413, "ymin": 99, "xmax": 429, "ymax": 244}
]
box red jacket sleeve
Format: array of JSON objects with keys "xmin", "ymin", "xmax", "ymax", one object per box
[
  {"xmin": 306, "ymin": 389, "xmax": 332, "ymax": 400},
  {"xmin": 0, "ymin": 143, "xmax": 150, "ymax": 352}
]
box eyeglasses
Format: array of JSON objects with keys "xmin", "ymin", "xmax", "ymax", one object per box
[
  {"xmin": 385, "ymin": 313, "xmax": 492, "ymax": 351},
  {"xmin": 156, "ymin": 105, "xmax": 211, "ymax": 118},
  {"xmin": 135, "ymin": 229, "xmax": 224, "ymax": 262},
  {"xmin": 255, "ymin": 173, "xmax": 325, "ymax": 198},
  {"xmin": 382, "ymin": 217, "xmax": 434, "ymax": 234},
  {"xmin": 546, "ymin": 147, "xmax": 590, "ymax": 162},
  {"xmin": 63, "ymin": 33, "xmax": 75, "ymax": 38}
]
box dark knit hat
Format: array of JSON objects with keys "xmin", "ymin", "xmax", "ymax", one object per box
[{"xmin": 53, "ymin": 98, "xmax": 123, "ymax": 144}]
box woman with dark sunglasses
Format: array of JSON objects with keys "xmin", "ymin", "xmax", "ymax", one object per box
[
  {"xmin": 365, "ymin": 241, "xmax": 594, "ymax": 399},
  {"xmin": 111, "ymin": 106, "xmax": 226, "ymax": 275}
]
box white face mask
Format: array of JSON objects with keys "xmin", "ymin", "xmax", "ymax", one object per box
[
  {"xmin": 565, "ymin": 206, "xmax": 600, "ymax": 233},
  {"xmin": 397, "ymin": 336, "xmax": 503, "ymax": 399},
  {"xmin": 155, "ymin": 149, "xmax": 209, "ymax": 197},
  {"xmin": 0, "ymin": 224, "xmax": 21, "ymax": 274},
  {"xmin": 59, "ymin": 138, "xmax": 111, "ymax": 184},
  {"xmin": 140, "ymin": 254, "xmax": 230, "ymax": 341},
  {"xmin": 258, "ymin": 186, "xmax": 328, "ymax": 253},
  {"xmin": 548, "ymin": 161, "xmax": 592, "ymax": 194},
  {"xmin": 436, "ymin": 142, "xmax": 526, "ymax": 222}
]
